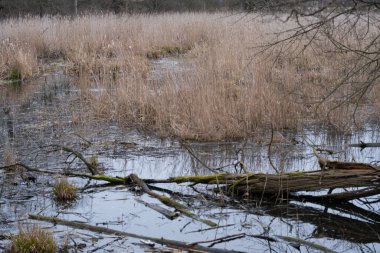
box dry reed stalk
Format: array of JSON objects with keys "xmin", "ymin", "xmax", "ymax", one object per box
[{"xmin": 0, "ymin": 13, "xmax": 378, "ymax": 139}]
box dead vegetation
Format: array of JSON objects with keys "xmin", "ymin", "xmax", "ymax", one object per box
[{"xmin": 0, "ymin": 13, "xmax": 379, "ymax": 140}]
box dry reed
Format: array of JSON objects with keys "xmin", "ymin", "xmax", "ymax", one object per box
[{"xmin": 0, "ymin": 13, "xmax": 378, "ymax": 140}]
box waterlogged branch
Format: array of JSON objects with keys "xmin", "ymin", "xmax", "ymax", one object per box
[
  {"xmin": 28, "ymin": 214, "xmax": 241, "ymax": 253},
  {"xmin": 276, "ymin": 235, "xmax": 338, "ymax": 253},
  {"xmin": 190, "ymin": 233, "xmax": 246, "ymax": 247},
  {"xmin": 29, "ymin": 214, "xmax": 339, "ymax": 253},
  {"xmin": 181, "ymin": 142, "xmax": 229, "ymax": 174},
  {"xmin": 135, "ymin": 199, "xmax": 179, "ymax": 220},
  {"xmin": 48, "ymin": 145, "xmax": 98, "ymax": 175},
  {"xmin": 129, "ymin": 174, "xmax": 217, "ymax": 227}
]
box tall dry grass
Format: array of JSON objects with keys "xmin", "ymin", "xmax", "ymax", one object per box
[{"xmin": 0, "ymin": 13, "xmax": 378, "ymax": 140}]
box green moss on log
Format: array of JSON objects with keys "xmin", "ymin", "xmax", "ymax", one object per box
[
  {"xmin": 169, "ymin": 173, "xmax": 228, "ymax": 184},
  {"xmin": 90, "ymin": 175, "xmax": 125, "ymax": 184}
]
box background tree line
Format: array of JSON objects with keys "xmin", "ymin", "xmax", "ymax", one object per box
[
  {"xmin": 0, "ymin": 0, "xmax": 249, "ymax": 17},
  {"xmin": 0, "ymin": 0, "xmax": 361, "ymax": 17}
]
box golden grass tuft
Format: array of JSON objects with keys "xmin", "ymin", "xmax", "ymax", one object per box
[
  {"xmin": 7, "ymin": 225, "xmax": 56, "ymax": 253},
  {"xmin": 53, "ymin": 178, "xmax": 77, "ymax": 203}
]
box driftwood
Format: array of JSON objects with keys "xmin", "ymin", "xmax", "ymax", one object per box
[{"xmin": 29, "ymin": 214, "xmax": 241, "ymax": 253}]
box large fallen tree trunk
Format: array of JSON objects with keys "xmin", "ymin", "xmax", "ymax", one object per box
[
  {"xmin": 224, "ymin": 167, "xmax": 380, "ymax": 196},
  {"xmin": 2, "ymin": 163, "xmax": 379, "ymax": 199}
]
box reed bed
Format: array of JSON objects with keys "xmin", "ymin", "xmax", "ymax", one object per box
[{"xmin": 0, "ymin": 13, "xmax": 378, "ymax": 140}]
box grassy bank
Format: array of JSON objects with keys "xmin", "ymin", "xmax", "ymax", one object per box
[{"xmin": 0, "ymin": 13, "xmax": 378, "ymax": 140}]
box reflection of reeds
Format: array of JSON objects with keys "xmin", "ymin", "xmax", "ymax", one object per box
[
  {"xmin": 3, "ymin": 144, "xmax": 17, "ymax": 166},
  {"xmin": 0, "ymin": 13, "xmax": 378, "ymax": 139}
]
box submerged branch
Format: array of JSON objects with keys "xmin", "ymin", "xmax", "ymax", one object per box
[
  {"xmin": 276, "ymin": 235, "xmax": 338, "ymax": 253},
  {"xmin": 48, "ymin": 145, "xmax": 99, "ymax": 175},
  {"xmin": 29, "ymin": 214, "xmax": 241, "ymax": 253},
  {"xmin": 129, "ymin": 174, "xmax": 217, "ymax": 227},
  {"xmin": 135, "ymin": 199, "xmax": 179, "ymax": 220}
]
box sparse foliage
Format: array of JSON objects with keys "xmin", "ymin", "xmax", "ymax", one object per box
[{"xmin": 250, "ymin": 0, "xmax": 380, "ymax": 124}]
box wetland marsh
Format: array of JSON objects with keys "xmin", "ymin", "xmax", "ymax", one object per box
[{"xmin": 0, "ymin": 12, "xmax": 380, "ymax": 253}]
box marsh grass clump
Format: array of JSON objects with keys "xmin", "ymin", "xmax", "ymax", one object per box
[
  {"xmin": 7, "ymin": 225, "xmax": 56, "ymax": 253},
  {"xmin": 53, "ymin": 178, "xmax": 77, "ymax": 203}
]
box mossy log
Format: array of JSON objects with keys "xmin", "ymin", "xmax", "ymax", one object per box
[
  {"xmin": 226, "ymin": 168, "xmax": 380, "ymax": 196},
  {"xmin": 76, "ymin": 168, "xmax": 380, "ymax": 199},
  {"xmin": 2, "ymin": 163, "xmax": 379, "ymax": 200}
]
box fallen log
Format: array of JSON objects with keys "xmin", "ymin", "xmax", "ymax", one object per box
[
  {"xmin": 225, "ymin": 168, "xmax": 380, "ymax": 196},
  {"xmin": 29, "ymin": 214, "xmax": 241, "ymax": 253},
  {"xmin": 29, "ymin": 214, "xmax": 338, "ymax": 253},
  {"xmin": 2, "ymin": 163, "xmax": 380, "ymax": 198}
]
